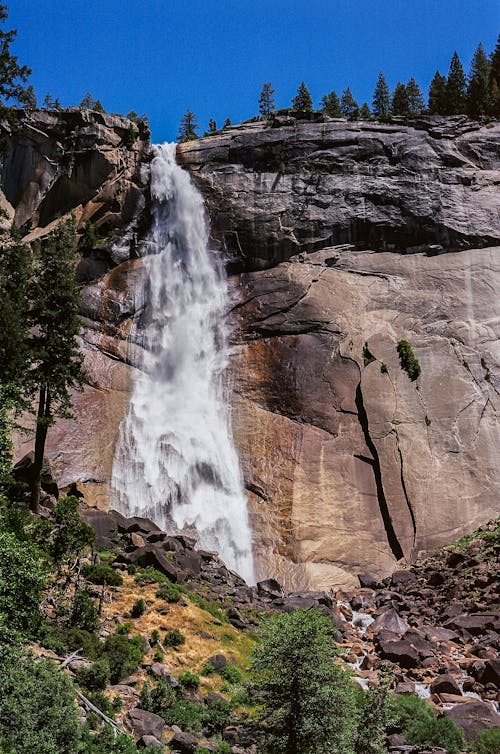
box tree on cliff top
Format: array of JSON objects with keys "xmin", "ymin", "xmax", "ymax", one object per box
[
  {"xmin": 252, "ymin": 609, "xmax": 357, "ymax": 754},
  {"xmin": 428, "ymin": 71, "xmax": 447, "ymax": 114},
  {"xmin": 291, "ymin": 81, "xmax": 313, "ymax": 113},
  {"xmin": 341, "ymin": 87, "xmax": 359, "ymax": 120},
  {"xmin": 177, "ymin": 109, "xmax": 198, "ymax": 142},
  {"xmin": 259, "ymin": 82, "xmax": 276, "ymax": 120},
  {"xmin": 466, "ymin": 43, "xmax": 491, "ymax": 118},
  {"xmin": 321, "ymin": 90, "xmax": 342, "ymax": 117},
  {"xmin": 489, "ymin": 33, "xmax": 500, "ymax": 117},
  {"xmin": 27, "ymin": 218, "xmax": 85, "ymax": 512},
  {"xmin": 0, "ymin": 4, "xmax": 31, "ymax": 106},
  {"xmin": 372, "ymin": 72, "xmax": 391, "ymax": 119},
  {"xmin": 445, "ymin": 52, "xmax": 466, "ymax": 114}
]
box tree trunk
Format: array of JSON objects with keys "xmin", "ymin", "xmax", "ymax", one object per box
[{"xmin": 32, "ymin": 383, "xmax": 50, "ymax": 513}]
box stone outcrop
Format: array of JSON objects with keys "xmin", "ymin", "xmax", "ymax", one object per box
[{"xmin": 5, "ymin": 112, "xmax": 500, "ymax": 589}]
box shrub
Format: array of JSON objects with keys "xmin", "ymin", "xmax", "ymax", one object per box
[
  {"xmin": 162, "ymin": 699, "xmax": 206, "ymax": 732},
  {"xmin": 76, "ymin": 659, "xmax": 110, "ymax": 691},
  {"xmin": 130, "ymin": 598, "xmax": 146, "ymax": 618},
  {"xmin": 203, "ymin": 698, "xmax": 232, "ymax": 735},
  {"xmin": 38, "ymin": 623, "xmax": 102, "ymax": 659},
  {"xmin": 164, "ymin": 628, "xmax": 185, "ymax": 647},
  {"xmin": 82, "ymin": 564, "xmax": 123, "ymax": 586},
  {"xmin": 0, "ymin": 649, "xmax": 81, "ymax": 754},
  {"xmin": 140, "ymin": 679, "xmax": 175, "ymax": 715},
  {"xmin": 85, "ymin": 690, "xmax": 117, "ymax": 719},
  {"xmin": 390, "ymin": 692, "xmax": 434, "ymax": 732},
  {"xmin": 219, "ymin": 664, "xmax": 242, "ymax": 684},
  {"xmin": 150, "ymin": 629, "xmax": 160, "ymax": 645},
  {"xmin": 102, "ymin": 633, "xmax": 143, "ymax": 684},
  {"xmin": 153, "ymin": 650, "xmax": 164, "ymax": 662},
  {"xmin": 406, "ymin": 716, "xmax": 465, "ymax": 754},
  {"xmin": 473, "ymin": 727, "xmax": 500, "ymax": 754},
  {"xmin": 79, "ymin": 727, "xmax": 148, "ymax": 754},
  {"xmin": 155, "ymin": 582, "xmax": 182, "ymax": 602},
  {"xmin": 396, "ymin": 340, "xmax": 421, "ymax": 381},
  {"xmin": 201, "ymin": 662, "xmax": 215, "ymax": 676},
  {"xmin": 134, "ymin": 567, "xmax": 171, "ymax": 585},
  {"xmin": 70, "ymin": 589, "xmax": 100, "ymax": 633},
  {"xmin": 50, "ymin": 496, "xmax": 95, "ymax": 563},
  {"xmin": 178, "ymin": 670, "xmax": 200, "ymax": 691},
  {"xmin": 116, "ymin": 622, "xmax": 133, "ymax": 635}
]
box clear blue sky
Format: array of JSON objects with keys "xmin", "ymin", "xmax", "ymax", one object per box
[{"xmin": 9, "ymin": 0, "xmax": 500, "ymax": 142}]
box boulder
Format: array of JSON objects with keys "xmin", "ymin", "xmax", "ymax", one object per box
[
  {"xmin": 358, "ymin": 574, "xmax": 381, "ymax": 590},
  {"xmin": 128, "ymin": 709, "xmax": 165, "ymax": 742},
  {"xmin": 371, "ymin": 609, "xmax": 408, "ymax": 635},
  {"xmin": 81, "ymin": 508, "xmax": 119, "ymax": 549},
  {"xmin": 444, "ymin": 613, "xmax": 500, "ymax": 636},
  {"xmin": 391, "ymin": 570, "xmax": 418, "ymax": 588},
  {"xmin": 138, "ymin": 735, "xmax": 163, "ymax": 749},
  {"xmin": 207, "ymin": 654, "xmax": 228, "ymax": 670},
  {"xmin": 12, "ymin": 452, "xmax": 59, "ymax": 497},
  {"xmin": 378, "ymin": 638, "xmax": 419, "ymax": 668},
  {"xmin": 257, "ymin": 579, "xmax": 284, "ymax": 600},
  {"xmin": 169, "ymin": 730, "xmax": 198, "ymax": 753},
  {"xmin": 117, "ymin": 544, "xmax": 185, "ymax": 582},
  {"xmin": 445, "ymin": 700, "xmax": 500, "ymax": 741},
  {"xmin": 430, "ymin": 674, "xmax": 462, "ymax": 696}
]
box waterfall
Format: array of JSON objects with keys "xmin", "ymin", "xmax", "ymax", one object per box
[{"xmin": 110, "ymin": 143, "xmax": 254, "ymax": 584}]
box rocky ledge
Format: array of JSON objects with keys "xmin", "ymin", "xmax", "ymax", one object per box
[{"xmin": 178, "ymin": 115, "xmax": 500, "ymax": 270}]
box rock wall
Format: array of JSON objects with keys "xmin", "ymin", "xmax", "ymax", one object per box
[{"xmin": 5, "ymin": 111, "xmax": 500, "ymax": 588}]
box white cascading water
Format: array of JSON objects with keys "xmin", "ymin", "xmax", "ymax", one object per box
[{"xmin": 110, "ymin": 143, "xmax": 254, "ymax": 584}]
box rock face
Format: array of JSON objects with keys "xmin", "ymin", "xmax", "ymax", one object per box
[{"xmin": 6, "ymin": 112, "xmax": 500, "ymax": 589}]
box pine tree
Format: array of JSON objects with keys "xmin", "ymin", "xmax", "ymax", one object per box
[
  {"xmin": 428, "ymin": 71, "xmax": 447, "ymax": 114},
  {"xmin": 27, "ymin": 218, "xmax": 85, "ymax": 512},
  {"xmin": 291, "ymin": 81, "xmax": 313, "ymax": 113},
  {"xmin": 43, "ymin": 92, "xmax": 56, "ymax": 108},
  {"xmin": 392, "ymin": 82, "xmax": 409, "ymax": 116},
  {"xmin": 208, "ymin": 118, "xmax": 217, "ymax": 133},
  {"xmin": 467, "ymin": 43, "xmax": 491, "ymax": 118},
  {"xmin": 0, "ymin": 4, "xmax": 32, "ymax": 152},
  {"xmin": 341, "ymin": 87, "xmax": 359, "ymax": 120},
  {"xmin": 445, "ymin": 52, "xmax": 466, "ymax": 114},
  {"xmin": 258, "ymin": 82, "xmax": 276, "ymax": 120},
  {"xmin": 0, "ymin": 232, "xmax": 32, "ymax": 387},
  {"xmin": 21, "ymin": 83, "xmax": 37, "ymax": 108},
  {"xmin": 360, "ymin": 102, "xmax": 372, "ymax": 120},
  {"xmin": 321, "ymin": 90, "xmax": 342, "ymax": 117},
  {"xmin": 406, "ymin": 77, "xmax": 424, "ymax": 115},
  {"xmin": 177, "ymin": 109, "xmax": 198, "ymax": 142},
  {"xmin": 372, "ymin": 72, "xmax": 391, "ymax": 119},
  {"xmin": 489, "ymin": 33, "xmax": 500, "ymax": 117},
  {"xmin": 223, "ymin": 117, "xmax": 232, "ymax": 129}
]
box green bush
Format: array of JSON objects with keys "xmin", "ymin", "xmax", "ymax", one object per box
[
  {"xmin": 134, "ymin": 567, "xmax": 171, "ymax": 585},
  {"xmin": 70, "ymin": 589, "xmax": 100, "ymax": 633},
  {"xmin": 115, "ymin": 622, "xmax": 133, "ymax": 635},
  {"xmin": 473, "ymin": 727, "xmax": 500, "ymax": 754},
  {"xmin": 102, "ymin": 633, "xmax": 143, "ymax": 684},
  {"xmin": 50, "ymin": 496, "xmax": 95, "ymax": 563},
  {"xmin": 76, "ymin": 659, "xmax": 110, "ymax": 691},
  {"xmin": 201, "ymin": 662, "xmax": 215, "ymax": 675},
  {"xmin": 79, "ymin": 726, "xmax": 152, "ymax": 754},
  {"xmin": 38, "ymin": 623, "xmax": 102, "ymax": 659},
  {"xmin": 130, "ymin": 598, "xmax": 146, "ymax": 618},
  {"xmin": 155, "ymin": 582, "xmax": 182, "ymax": 602},
  {"xmin": 0, "ymin": 649, "xmax": 81, "ymax": 754},
  {"xmin": 396, "ymin": 340, "xmax": 421, "ymax": 381},
  {"xmin": 219, "ymin": 664, "xmax": 241, "ymax": 684},
  {"xmin": 203, "ymin": 698, "xmax": 232, "ymax": 735},
  {"xmin": 390, "ymin": 692, "xmax": 434, "ymax": 732},
  {"xmin": 140, "ymin": 679, "xmax": 175, "ymax": 715},
  {"xmin": 164, "ymin": 628, "xmax": 186, "ymax": 647},
  {"xmin": 82, "ymin": 564, "xmax": 123, "ymax": 586},
  {"xmin": 85, "ymin": 690, "xmax": 118, "ymax": 719},
  {"xmin": 161, "ymin": 699, "xmax": 206, "ymax": 732},
  {"xmin": 178, "ymin": 670, "xmax": 200, "ymax": 690},
  {"xmin": 406, "ymin": 716, "xmax": 465, "ymax": 754}
]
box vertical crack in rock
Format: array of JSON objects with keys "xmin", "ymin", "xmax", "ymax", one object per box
[
  {"xmin": 354, "ymin": 382, "xmax": 404, "ymax": 561},
  {"xmin": 393, "ymin": 429, "xmax": 417, "ymax": 550}
]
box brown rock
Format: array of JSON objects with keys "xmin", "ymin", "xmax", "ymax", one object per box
[
  {"xmin": 128, "ymin": 708, "xmax": 165, "ymax": 742},
  {"xmin": 445, "ymin": 700, "xmax": 500, "ymax": 741},
  {"xmin": 430, "ymin": 674, "xmax": 462, "ymax": 696}
]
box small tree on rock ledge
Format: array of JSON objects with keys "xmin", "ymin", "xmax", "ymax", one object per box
[{"xmin": 177, "ymin": 109, "xmax": 198, "ymax": 142}]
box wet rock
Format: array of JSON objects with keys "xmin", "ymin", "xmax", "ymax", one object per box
[
  {"xmin": 445, "ymin": 700, "xmax": 500, "ymax": 741},
  {"xmin": 81, "ymin": 508, "xmax": 119, "ymax": 549},
  {"xmin": 378, "ymin": 638, "xmax": 420, "ymax": 668},
  {"xmin": 430, "ymin": 674, "xmax": 462, "ymax": 696},
  {"xmin": 371, "ymin": 609, "xmax": 408, "ymax": 635}
]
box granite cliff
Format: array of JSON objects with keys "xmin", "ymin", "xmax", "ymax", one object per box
[{"xmin": 5, "ymin": 110, "xmax": 500, "ymax": 589}]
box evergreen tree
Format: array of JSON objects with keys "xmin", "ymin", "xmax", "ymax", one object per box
[
  {"xmin": 252, "ymin": 610, "xmax": 357, "ymax": 754},
  {"xmin": 258, "ymin": 82, "xmax": 276, "ymax": 119},
  {"xmin": 341, "ymin": 87, "xmax": 359, "ymax": 120},
  {"xmin": 291, "ymin": 81, "xmax": 313, "ymax": 113},
  {"xmin": 208, "ymin": 118, "xmax": 217, "ymax": 133},
  {"xmin": 372, "ymin": 72, "xmax": 391, "ymax": 119},
  {"xmin": 359, "ymin": 102, "xmax": 372, "ymax": 120},
  {"xmin": 79, "ymin": 92, "xmax": 105, "ymax": 112},
  {"xmin": 177, "ymin": 109, "xmax": 198, "ymax": 142},
  {"xmin": 445, "ymin": 52, "xmax": 466, "ymax": 114},
  {"xmin": 0, "ymin": 233, "xmax": 32, "ymax": 387},
  {"xmin": 0, "ymin": 4, "xmax": 31, "ymax": 106},
  {"xmin": 21, "ymin": 83, "xmax": 36, "ymax": 108},
  {"xmin": 27, "ymin": 218, "xmax": 85, "ymax": 512},
  {"xmin": 42, "ymin": 92, "xmax": 56, "ymax": 108},
  {"xmin": 428, "ymin": 71, "xmax": 447, "ymax": 114},
  {"xmin": 354, "ymin": 665, "xmax": 395, "ymax": 754},
  {"xmin": 391, "ymin": 82, "xmax": 409, "ymax": 116},
  {"xmin": 321, "ymin": 90, "xmax": 342, "ymax": 117},
  {"xmin": 406, "ymin": 77, "xmax": 424, "ymax": 115},
  {"xmin": 223, "ymin": 117, "xmax": 232, "ymax": 129},
  {"xmin": 467, "ymin": 43, "xmax": 491, "ymax": 118},
  {"xmin": 489, "ymin": 33, "xmax": 500, "ymax": 117}
]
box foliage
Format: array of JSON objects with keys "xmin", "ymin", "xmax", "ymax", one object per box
[
  {"xmin": 178, "ymin": 109, "xmax": 198, "ymax": 142},
  {"xmin": 428, "ymin": 71, "xmax": 448, "ymax": 114},
  {"xmin": 161, "ymin": 699, "xmax": 207, "ymax": 733},
  {"xmin": 407, "ymin": 716, "xmax": 465, "ymax": 754},
  {"xmin": 201, "ymin": 662, "xmax": 215, "ymax": 675},
  {"xmin": 396, "ymin": 339, "xmax": 421, "ymax": 381},
  {"xmin": 79, "ymin": 726, "xmax": 153, "ymax": 754},
  {"xmin": 341, "ymin": 87, "xmax": 359, "ymax": 120},
  {"xmin": 37, "ymin": 622, "xmax": 101, "ymax": 659},
  {"xmin": 219, "ymin": 664, "xmax": 242, "ymax": 683},
  {"xmin": 372, "ymin": 72, "xmax": 391, "ymax": 119},
  {"xmin": 359, "ymin": 102, "xmax": 371, "ymax": 120},
  {"xmin": 291, "ymin": 81, "xmax": 313, "ymax": 113},
  {"xmin": 187, "ymin": 591, "xmax": 227, "ymax": 622},
  {"xmin": 42, "ymin": 93, "xmax": 61, "ymax": 109},
  {"xmin": 467, "ymin": 43, "xmax": 491, "ymax": 118},
  {"xmin": 130, "ymin": 598, "xmax": 146, "ymax": 618},
  {"xmin": 140, "ymin": 679, "xmax": 175, "ymax": 715},
  {"xmin": 0, "ymin": 234, "xmax": 32, "ymax": 388},
  {"xmin": 50, "ymin": 496, "xmax": 95, "ymax": 563},
  {"xmin": 79, "ymin": 92, "xmax": 105, "ymax": 112},
  {"xmin": 354, "ymin": 665, "xmax": 394, "ymax": 754},
  {"xmin": 473, "ymin": 727, "xmax": 500, "ymax": 754},
  {"xmin": 259, "ymin": 82, "xmax": 276, "ymax": 119},
  {"xmin": 82, "ymin": 563, "xmax": 123, "ymax": 586},
  {"xmin": 252, "ymin": 609, "xmax": 357, "ymax": 754},
  {"xmin": 76, "ymin": 659, "xmax": 110, "ymax": 692},
  {"xmin": 0, "ymin": 3, "xmax": 32, "ymax": 150},
  {"xmin": 446, "ymin": 51, "xmax": 467, "ymax": 114},
  {"xmin": 391, "ymin": 82, "xmax": 409, "ymax": 116},
  {"xmin": 321, "ymin": 90, "xmax": 342, "ymax": 117},
  {"xmin": 0, "ymin": 649, "xmax": 81, "ymax": 754},
  {"xmin": 0, "ymin": 529, "xmax": 46, "ymax": 644},
  {"xmin": 164, "ymin": 627, "xmax": 186, "ymax": 647},
  {"xmin": 70, "ymin": 589, "xmax": 100, "ymax": 633},
  {"xmin": 102, "ymin": 633, "xmax": 143, "ymax": 683},
  {"xmin": 489, "ymin": 33, "xmax": 500, "ymax": 118},
  {"xmin": 406, "ymin": 77, "xmax": 424, "ymax": 115},
  {"xmin": 178, "ymin": 670, "xmax": 200, "ymax": 690},
  {"xmin": 28, "ymin": 218, "xmax": 85, "ymax": 510},
  {"xmin": 155, "ymin": 581, "xmax": 182, "ymax": 602}
]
